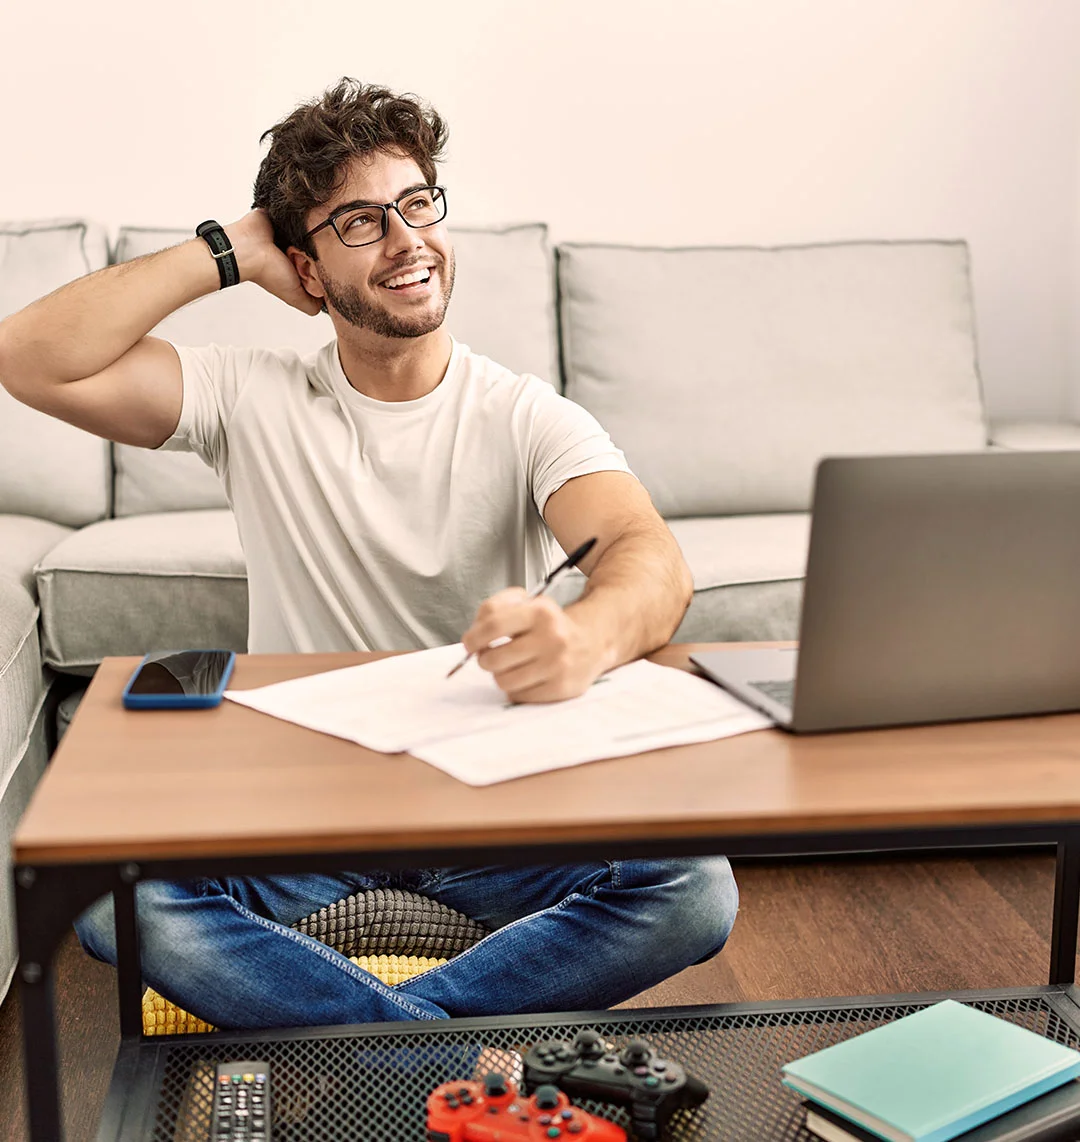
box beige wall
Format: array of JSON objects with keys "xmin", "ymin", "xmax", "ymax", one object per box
[{"xmin": 2, "ymin": 0, "xmax": 1079, "ymax": 421}]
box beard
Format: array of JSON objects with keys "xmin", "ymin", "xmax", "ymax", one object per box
[{"xmin": 320, "ymin": 250, "xmax": 456, "ymax": 339}]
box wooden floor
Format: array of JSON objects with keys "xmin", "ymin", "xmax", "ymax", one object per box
[{"xmin": 0, "ymin": 850, "xmax": 1073, "ymax": 1141}]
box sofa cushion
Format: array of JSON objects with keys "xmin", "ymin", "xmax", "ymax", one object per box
[
  {"xmin": 550, "ymin": 513, "xmax": 811, "ymax": 642},
  {"xmin": 0, "ymin": 515, "xmax": 72, "ymax": 598},
  {"xmin": 559, "ymin": 241, "xmax": 988, "ymax": 517},
  {"xmin": 111, "ymin": 223, "xmax": 559, "ymax": 516},
  {"xmin": 0, "ymin": 576, "xmax": 48, "ymax": 801},
  {"xmin": 0, "ymin": 219, "xmax": 112, "ymax": 526},
  {"xmin": 36, "ymin": 510, "xmax": 247, "ymax": 674}
]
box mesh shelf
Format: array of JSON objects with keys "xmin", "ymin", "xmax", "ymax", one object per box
[{"xmin": 147, "ymin": 994, "xmax": 1080, "ymax": 1141}]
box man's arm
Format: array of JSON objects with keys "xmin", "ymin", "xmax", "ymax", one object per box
[
  {"xmin": 461, "ymin": 470, "xmax": 692, "ymax": 702},
  {"xmin": 0, "ymin": 210, "xmax": 320, "ymax": 448}
]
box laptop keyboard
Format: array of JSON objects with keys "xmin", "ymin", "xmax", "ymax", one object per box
[{"xmin": 748, "ymin": 679, "xmax": 795, "ymax": 709}]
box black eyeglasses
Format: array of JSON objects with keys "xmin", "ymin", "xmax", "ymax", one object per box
[{"xmin": 305, "ymin": 185, "xmax": 448, "ymax": 248}]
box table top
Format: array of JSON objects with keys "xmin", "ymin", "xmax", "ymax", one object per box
[{"xmin": 15, "ymin": 643, "xmax": 1080, "ymax": 865}]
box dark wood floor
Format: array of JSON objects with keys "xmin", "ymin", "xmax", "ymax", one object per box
[{"xmin": 0, "ymin": 850, "xmax": 1072, "ymax": 1141}]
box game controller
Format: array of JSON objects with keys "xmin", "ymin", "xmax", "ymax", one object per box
[
  {"xmin": 426, "ymin": 1071, "xmax": 627, "ymax": 1141},
  {"xmin": 522, "ymin": 1031, "xmax": 709, "ymax": 1140}
]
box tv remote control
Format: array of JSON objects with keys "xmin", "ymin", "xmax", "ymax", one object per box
[{"xmin": 209, "ymin": 1061, "xmax": 271, "ymax": 1140}]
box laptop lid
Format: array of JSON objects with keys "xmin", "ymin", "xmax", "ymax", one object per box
[{"xmin": 787, "ymin": 450, "xmax": 1080, "ymax": 732}]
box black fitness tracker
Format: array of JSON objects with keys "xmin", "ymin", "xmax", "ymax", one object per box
[{"xmin": 195, "ymin": 220, "xmax": 240, "ymax": 289}]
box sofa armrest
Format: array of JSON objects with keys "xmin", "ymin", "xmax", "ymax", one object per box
[{"xmin": 988, "ymin": 420, "xmax": 1080, "ymax": 451}]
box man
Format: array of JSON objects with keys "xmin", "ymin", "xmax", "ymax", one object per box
[{"xmin": 0, "ymin": 79, "xmax": 737, "ymax": 1030}]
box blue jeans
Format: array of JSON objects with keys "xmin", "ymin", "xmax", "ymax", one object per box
[{"xmin": 74, "ymin": 857, "xmax": 738, "ymax": 1030}]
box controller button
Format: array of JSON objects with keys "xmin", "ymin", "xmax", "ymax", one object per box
[
  {"xmin": 653, "ymin": 1062, "xmax": 667, "ymax": 1072},
  {"xmin": 461, "ymin": 1094, "xmax": 474, "ymax": 1105},
  {"xmin": 484, "ymin": 1073, "xmax": 509, "ymax": 1098},
  {"xmin": 644, "ymin": 1076, "xmax": 661, "ymax": 1088},
  {"xmin": 508, "ymin": 1104, "xmax": 521, "ymax": 1114},
  {"xmin": 561, "ymin": 1110, "xmax": 574, "ymax": 1120},
  {"xmin": 567, "ymin": 1126, "xmax": 584, "ymax": 1135},
  {"xmin": 603, "ymin": 1054, "xmax": 617, "ymax": 1063},
  {"xmin": 539, "ymin": 1115, "xmax": 552, "ymax": 1125},
  {"xmin": 547, "ymin": 1130, "xmax": 562, "ymax": 1139},
  {"xmin": 582, "ymin": 1059, "xmax": 597, "ymax": 1068},
  {"xmin": 613, "ymin": 1066, "xmax": 625, "ymax": 1075},
  {"xmin": 458, "ymin": 1087, "xmax": 470, "ymax": 1097},
  {"xmin": 446, "ymin": 1097, "xmax": 459, "ymax": 1109},
  {"xmin": 663, "ymin": 1074, "xmax": 678, "ymax": 1083},
  {"xmin": 634, "ymin": 1066, "xmax": 649, "ymax": 1076},
  {"xmin": 487, "ymin": 1106, "xmax": 499, "ymax": 1115}
]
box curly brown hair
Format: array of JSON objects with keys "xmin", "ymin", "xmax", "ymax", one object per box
[{"xmin": 252, "ymin": 78, "xmax": 449, "ymax": 258}]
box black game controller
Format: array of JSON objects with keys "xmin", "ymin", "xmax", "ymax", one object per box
[{"xmin": 522, "ymin": 1030, "xmax": 709, "ymax": 1140}]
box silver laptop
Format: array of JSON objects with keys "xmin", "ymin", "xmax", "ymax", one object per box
[{"xmin": 691, "ymin": 451, "xmax": 1080, "ymax": 733}]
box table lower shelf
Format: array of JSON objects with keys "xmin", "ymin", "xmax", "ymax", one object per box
[{"xmin": 97, "ymin": 985, "xmax": 1080, "ymax": 1142}]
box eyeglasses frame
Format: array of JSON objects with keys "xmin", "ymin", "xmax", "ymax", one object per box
[{"xmin": 304, "ymin": 185, "xmax": 448, "ymax": 248}]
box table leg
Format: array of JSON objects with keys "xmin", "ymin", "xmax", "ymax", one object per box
[
  {"xmin": 113, "ymin": 877, "xmax": 144, "ymax": 1039},
  {"xmin": 1050, "ymin": 831, "xmax": 1080, "ymax": 985},
  {"xmin": 15, "ymin": 862, "xmax": 123, "ymax": 1142}
]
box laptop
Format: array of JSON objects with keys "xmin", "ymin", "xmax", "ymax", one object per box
[{"xmin": 690, "ymin": 451, "xmax": 1080, "ymax": 733}]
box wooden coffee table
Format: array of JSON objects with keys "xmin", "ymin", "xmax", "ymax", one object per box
[{"xmin": 14, "ymin": 643, "xmax": 1080, "ymax": 1140}]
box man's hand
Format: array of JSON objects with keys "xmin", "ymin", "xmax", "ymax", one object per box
[
  {"xmin": 462, "ymin": 588, "xmax": 611, "ymax": 703},
  {"xmin": 225, "ymin": 209, "xmax": 324, "ymax": 317}
]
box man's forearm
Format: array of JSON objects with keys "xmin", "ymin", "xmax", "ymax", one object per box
[
  {"xmin": 565, "ymin": 524, "xmax": 694, "ymax": 673},
  {"xmin": 0, "ymin": 239, "xmax": 219, "ymax": 394}
]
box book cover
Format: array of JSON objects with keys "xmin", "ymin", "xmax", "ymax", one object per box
[
  {"xmin": 781, "ymin": 1001, "xmax": 1080, "ymax": 1142},
  {"xmin": 804, "ymin": 1081, "xmax": 1080, "ymax": 1142}
]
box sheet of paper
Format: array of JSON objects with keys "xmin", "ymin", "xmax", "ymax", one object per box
[{"xmin": 225, "ymin": 644, "xmax": 772, "ymax": 783}]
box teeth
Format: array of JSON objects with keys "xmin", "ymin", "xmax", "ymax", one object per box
[{"xmin": 383, "ymin": 268, "xmax": 431, "ymax": 289}]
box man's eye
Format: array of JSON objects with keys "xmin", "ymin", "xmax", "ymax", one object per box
[
  {"xmin": 405, "ymin": 194, "xmax": 433, "ymax": 211},
  {"xmin": 343, "ymin": 212, "xmax": 377, "ymax": 229}
]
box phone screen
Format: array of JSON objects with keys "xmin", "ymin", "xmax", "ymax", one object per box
[{"xmin": 127, "ymin": 651, "xmax": 234, "ymax": 696}]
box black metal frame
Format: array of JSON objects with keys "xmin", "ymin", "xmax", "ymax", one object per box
[{"xmin": 15, "ymin": 819, "xmax": 1080, "ymax": 1141}]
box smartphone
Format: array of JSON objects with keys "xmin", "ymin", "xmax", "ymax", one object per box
[{"xmin": 122, "ymin": 650, "xmax": 237, "ymax": 710}]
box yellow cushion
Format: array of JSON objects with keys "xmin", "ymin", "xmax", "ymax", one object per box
[{"xmin": 141, "ymin": 953, "xmax": 447, "ymax": 1036}]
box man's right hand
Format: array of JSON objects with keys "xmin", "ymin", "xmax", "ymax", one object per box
[{"xmin": 225, "ymin": 208, "xmax": 324, "ymax": 317}]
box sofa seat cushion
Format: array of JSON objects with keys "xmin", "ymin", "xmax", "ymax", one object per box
[
  {"xmin": 0, "ymin": 219, "xmax": 112, "ymax": 526},
  {"xmin": 0, "ymin": 575, "xmax": 48, "ymax": 799},
  {"xmin": 559, "ymin": 241, "xmax": 987, "ymax": 517},
  {"xmin": 36, "ymin": 510, "xmax": 247, "ymax": 675},
  {"xmin": 0, "ymin": 515, "xmax": 72, "ymax": 598},
  {"xmin": 550, "ymin": 513, "xmax": 811, "ymax": 643}
]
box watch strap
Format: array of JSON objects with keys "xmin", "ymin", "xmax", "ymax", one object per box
[{"xmin": 195, "ymin": 220, "xmax": 240, "ymax": 289}]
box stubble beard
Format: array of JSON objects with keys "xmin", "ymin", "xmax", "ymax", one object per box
[{"xmin": 320, "ymin": 251, "xmax": 456, "ymax": 339}]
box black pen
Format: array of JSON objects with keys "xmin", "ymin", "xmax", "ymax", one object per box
[{"xmin": 445, "ymin": 537, "xmax": 599, "ymax": 679}]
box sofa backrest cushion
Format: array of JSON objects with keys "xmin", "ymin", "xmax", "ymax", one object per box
[
  {"xmin": 112, "ymin": 223, "xmax": 558, "ymax": 516},
  {"xmin": 0, "ymin": 220, "xmax": 112, "ymax": 526},
  {"xmin": 558, "ymin": 241, "xmax": 988, "ymax": 517}
]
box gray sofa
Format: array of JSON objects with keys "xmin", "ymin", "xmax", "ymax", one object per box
[{"xmin": 2, "ymin": 216, "xmax": 1077, "ymax": 1005}]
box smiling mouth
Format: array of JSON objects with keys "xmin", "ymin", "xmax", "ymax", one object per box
[{"xmin": 380, "ymin": 267, "xmax": 434, "ymax": 292}]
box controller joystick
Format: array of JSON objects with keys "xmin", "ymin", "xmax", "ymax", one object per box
[
  {"xmin": 483, "ymin": 1072, "xmax": 508, "ymax": 1098},
  {"xmin": 619, "ymin": 1040, "xmax": 651, "ymax": 1068},
  {"xmin": 523, "ymin": 1035, "xmax": 709, "ymax": 1141},
  {"xmin": 426, "ymin": 1073, "xmax": 626, "ymax": 1141}
]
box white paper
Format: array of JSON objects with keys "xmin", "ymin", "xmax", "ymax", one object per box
[{"xmin": 225, "ymin": 644, "xmax": 771, "ymax": 784}]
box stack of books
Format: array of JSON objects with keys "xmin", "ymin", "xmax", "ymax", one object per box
[{"xmin": 780, "ymin": 1000, "xmax": 1080, "ymax": 1142}]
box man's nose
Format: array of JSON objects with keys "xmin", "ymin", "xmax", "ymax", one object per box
[{"xmin": 383, "ymin": 207, "xmax": 424, "ymax": 258}]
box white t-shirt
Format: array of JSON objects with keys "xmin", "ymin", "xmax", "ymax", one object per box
[{"xmin": 161, "ymin": 338, "xmax": 632, "ymax": 653}]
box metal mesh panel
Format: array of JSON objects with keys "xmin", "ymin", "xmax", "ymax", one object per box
[{"xmin": 148, "ymin": 995, "xmax": 1080, "ymax": 1141}]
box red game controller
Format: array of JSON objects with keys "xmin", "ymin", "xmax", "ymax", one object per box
[{"xmin": 427, "ymin": 1071, "xmax": 626, "ymax": 1141}]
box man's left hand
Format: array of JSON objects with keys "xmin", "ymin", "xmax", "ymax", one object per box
[{"xmin": 461, "ymin": 588, "xmax": 609, "ymax": 703}]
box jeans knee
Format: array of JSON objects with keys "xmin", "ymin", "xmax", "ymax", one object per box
[
  {"xmin": 74, "ymin": 894, "xmax": 117, "ymax": 964},
  {"xmin": 643, "ymin": 855, "xmax": 739, "ymax": 964}
]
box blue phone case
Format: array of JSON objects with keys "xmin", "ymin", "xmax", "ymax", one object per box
[{"xmin": 122, "ymin": 650, "xmax": 236, "ymax": 710}]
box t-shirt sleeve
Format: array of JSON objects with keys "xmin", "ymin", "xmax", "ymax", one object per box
[
  {"xmin": 157, "ymin": 343, "xmax": 259, "ymax": 475},
  {"xmin": 523, "ymin": 379, "xmax": 634, "ymax": 516}
]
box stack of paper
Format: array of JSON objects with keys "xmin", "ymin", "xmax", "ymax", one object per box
[{"xmin": 225, "ymin": 644, "xmax": 770, "ymax": 785}]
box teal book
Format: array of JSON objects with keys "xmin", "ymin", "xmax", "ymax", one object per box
[{"xmin": 781, "ymin": 1001, "xmax": 1080, "ymax": 1142}]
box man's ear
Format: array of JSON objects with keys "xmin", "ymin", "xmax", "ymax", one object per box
[{"xmin": 286, "ymin": 247, "xmax": 326, "ymax": 304}]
